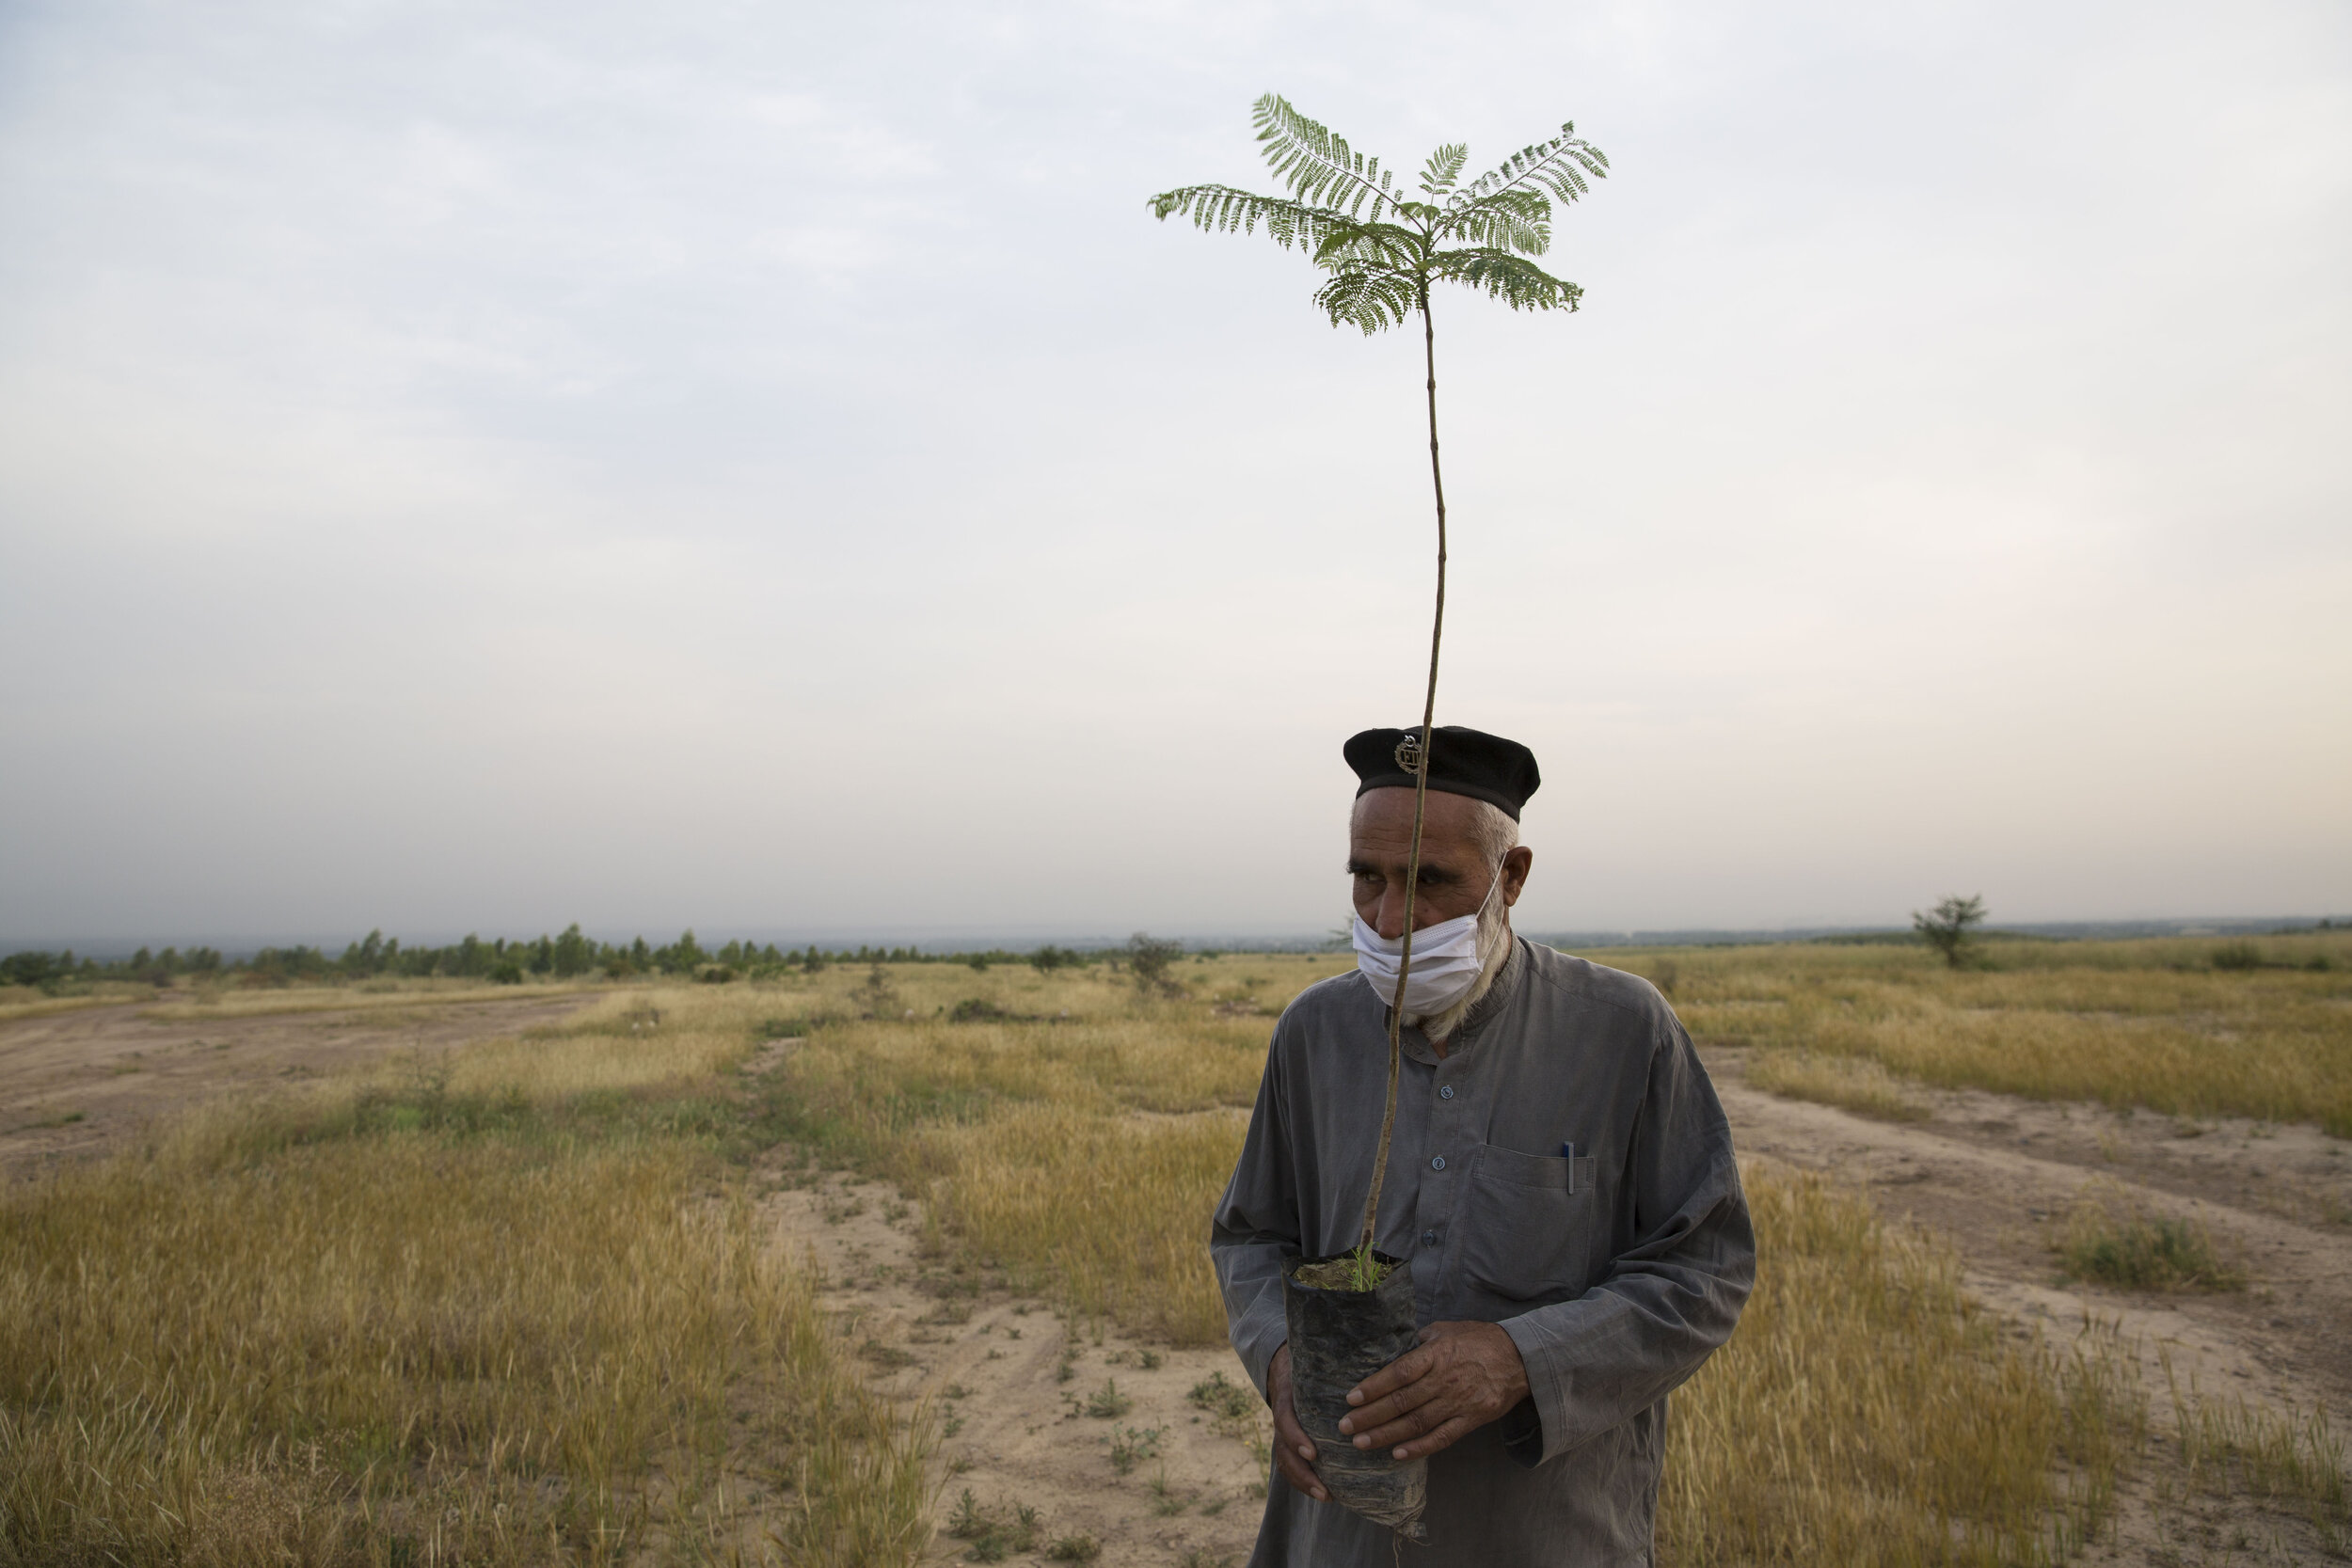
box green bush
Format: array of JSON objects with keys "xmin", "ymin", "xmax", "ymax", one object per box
[{"xmin": 2062, "ymin": 1206, "xmax": 2242, "ymax": 1291}]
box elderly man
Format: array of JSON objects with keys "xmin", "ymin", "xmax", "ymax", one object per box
[{"xmin": 1211, "ymin": 725, "xmax": 1755, "ymax": 1566}]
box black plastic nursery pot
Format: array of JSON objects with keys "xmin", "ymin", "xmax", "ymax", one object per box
[{"xmin": 1280, "ymin": 1251, "xmax": 1429, "ymax": 1542}]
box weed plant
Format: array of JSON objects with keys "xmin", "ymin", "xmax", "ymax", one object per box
[
  {"xmin": 1106, "ymin": 1425, "xmax": 1166, "ymax": 1477},
  {"xmin": 2162, "ymin": 1353, "xmax": 2348, "ymax": 1537},
  {"xmin": 2059, "ymin": 1187, "xmax": 2245, "ymax": 1291},
  {"xmin": 944, "ymin": 1491, "xmax": 1039, "ymax": 1561}
]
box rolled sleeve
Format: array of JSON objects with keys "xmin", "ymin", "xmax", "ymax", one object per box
[{"xmin": 1497, "ymin": 1019, "xmax": 1755, "ymax": 1465}]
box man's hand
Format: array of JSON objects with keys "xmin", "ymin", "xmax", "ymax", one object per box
[
  {"xmin": 1266, "ymin": 1343, "xmax": 1329, "ymax": 1502},
  {"xmin": 1338, "ymin": 1321, "xmax": 1530, "ymax": 1462}
]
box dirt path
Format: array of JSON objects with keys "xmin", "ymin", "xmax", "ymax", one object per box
[
  {"xmin": 0, "ymin": 992, "xmax": 596, "ymax": 1178},
  {"xmin": 1707, "ymin": 1047, "xmax": 2352, "ymax": 1418},
  {"xmin": 756, "ymin": 1167, "xmax": 1269, "ymax": 1567}
]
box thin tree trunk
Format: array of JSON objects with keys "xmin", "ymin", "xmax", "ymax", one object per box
[{"xmin": 1358, "ymin": 287, "xmax": 1448, "ymax": 1259}]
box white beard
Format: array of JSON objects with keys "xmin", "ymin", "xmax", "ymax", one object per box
[{"xmin": 1405, "ymin": 896, "xmax": 1514, "ymax": 1044}]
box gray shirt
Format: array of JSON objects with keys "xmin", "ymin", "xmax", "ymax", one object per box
[{"xmin": 1211, "ymin": 938, "xmax": 1754, "ymax": 1567}]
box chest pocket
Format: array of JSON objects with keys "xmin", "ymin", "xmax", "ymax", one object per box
[{"xmin": 1456, "ymin": 1143, "xmax": 1597, "ymax": 1305}]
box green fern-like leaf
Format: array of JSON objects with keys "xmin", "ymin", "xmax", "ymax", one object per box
[
  {"xmin": 1251, "ymin": 94, "xmax": 1406, "ymax": 222},
  {"xmin": 1419, "ymin": 143, "xmax": 1470, "ymax": 198},
  {"xmin": 1148, "ymin": 94, "xmax": 1603, "ymax": 335},
  {"xmin": 1431, "ymin": 248, "xmax": 1583, "ymax": 313}
]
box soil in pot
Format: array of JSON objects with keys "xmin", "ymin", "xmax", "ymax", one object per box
[{"xmin": 1281, "ymin": 1250, "xmax": 1429, "ymax": 1542}]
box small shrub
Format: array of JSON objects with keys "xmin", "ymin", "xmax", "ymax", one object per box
[
  {"xmin": 949, "ymin": 998, "xmax": 1029, "ymax": 1023},
  {"xmin": 1046, "ymin": 1535, "xmax": 1101, "ymax": 1563},
  {"xmin": 1188, "ymin": 1370, "xmax": 1255, "ymax": 1421},
  {"xmin": 1913, "ymin": 894, "xmax": 1987, "ymax": 969},
  {"xmin": 1124, "ymin": 933, "xmax": 1186, "ymax": 996},
  {"xmin": 2061, "ymin": 1195, "xmax": 2243, "ymax": 1291},
  {"xmin": 2211, "ymin": 942, "xmax": 2264, "ymax": 972},
  {"xmin": 1085, "ymin": 1378, "xmax": 1132, "ymax": 1418},
  {"xmin": 946, "ymin": 1490, "xmax": 1038, "ymax": 1560}
]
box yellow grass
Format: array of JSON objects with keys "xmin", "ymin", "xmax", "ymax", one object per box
[
  {"xmin": 1630, "ymin": 930, "xmax": 2352, "ymax": 1135},
  {"xmin": 8, "ymin": 936, "xmax": 2343, "ymax": 1562},
  {"xmin": 0, "ymin": 996, "xmax": 930, "ymax": 1568},
  {"xmin": 741, "ymin": 959, "xmax": 1341, "ymax": 1346},
  {"xmin": 140, "ymin": 977, "xmax": 601, "ymax": 1022},
  {"xmin": 0, "ymin": 985, "xmax": 155, "ymax": 1023},
  {"xmin": 1661, "ymin": 1164, "xmax": 2142, "ymax": 1564},
  {"xmin": 2162, "ymin": 1352, "xmax": 2347, "ymax": 1531},
  {"xmin": 1748, "ymin": 1050, "xmax": 1931, "ymax": 1120}
]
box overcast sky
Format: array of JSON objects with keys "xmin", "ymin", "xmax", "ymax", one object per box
[{"xmin": 2, "ymin": 0, "xmax": 2346, "ymax": 948}]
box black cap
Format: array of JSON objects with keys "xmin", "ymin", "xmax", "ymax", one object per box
[{"xmin": 1344, "ymin": 725, "xmax": 1541, "ymax": 820}]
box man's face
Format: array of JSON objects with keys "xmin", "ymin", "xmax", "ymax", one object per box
[{"xmin": 1348, "ymin": 788, "xmax": 1534, "ymax": 940}]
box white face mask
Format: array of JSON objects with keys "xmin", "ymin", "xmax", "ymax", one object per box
[{"xmin": 1353, "ymin": 867, "xmax": 1502, "ymax": 1016}]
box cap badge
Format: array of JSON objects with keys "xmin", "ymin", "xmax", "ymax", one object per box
[{"xmin": 1393, "ymin": 732, "xmax": 1425, "ymax": 776}]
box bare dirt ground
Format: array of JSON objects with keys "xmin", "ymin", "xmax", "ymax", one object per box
[
  {"xmin": 756, "ymin": 1167, "xmax": 1269, "ymax": 1567},
  {"xmin": 733, "ymin": 1037, "xmax": 1269, "ymax": 1568},
  {"xmin": 0, "ymin": 993, "xmax": 596, "ymax": 1178}
]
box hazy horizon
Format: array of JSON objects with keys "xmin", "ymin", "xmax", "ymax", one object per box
[
  {"xmin": 8, "ymin": 912, "xmax": 2340, "ymax": 963},
  {"xmin": 4, "ymin": 0, "xmax": 2347, "ymax": 944}
]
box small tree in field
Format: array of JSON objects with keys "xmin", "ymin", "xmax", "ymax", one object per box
[
  {"xmin": 1152, "ymin": 96, "xmax": 1606, "ymax": 1262},
  {"xmin": 1914, "ymin": 895, "xmax": 1988, "ymax": 968},
  {"xmin": 1124, "ymin": 932, "xmax": 1184, "ymax": 996}
]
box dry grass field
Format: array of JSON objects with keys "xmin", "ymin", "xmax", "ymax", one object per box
[
  {"xmin": 1636, "ymin": 929, "xmax": 2352, "ymax": 1136},
  {"xmin": 3, "ymin": 934, "xmax": 2348, "ymax": 1565}
]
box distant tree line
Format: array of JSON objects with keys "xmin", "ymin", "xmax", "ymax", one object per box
[{"xmin": 0, "ymin": 927, "xmax": 1152, "ymax": 992}]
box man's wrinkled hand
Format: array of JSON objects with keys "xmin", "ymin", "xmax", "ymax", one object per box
[
  {"xmin": 1267, "ymin": 1343, "xmax": 1328, "ymax": 1501},
  {"xmin": 1337, "ymin": 1320, "xmax": 1530, "ymax": 1462}
]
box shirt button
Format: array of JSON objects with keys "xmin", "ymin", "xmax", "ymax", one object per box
[
  {"xmin": 1430, "ymin": 1155, "xmax": 1446, "ymax": 1171},
  {"xmin": 1422, "ymin": 1229, "xmax": 1438, "ymax": 1247},
  {"xmin": 1438, "ymin": 1085, "xmax": 1455, "ymax": 1101}
]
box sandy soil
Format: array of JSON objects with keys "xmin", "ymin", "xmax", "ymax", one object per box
[
  {"xmin": 757, "ymin": 1168, "xmax": 1269, "ymax": 1567},
  {"xmin": 0, "ymin": 992, "xmax": 596, "ymax": 1178},
  {"xmin": 735, "ymin": 1037, "xmax": 1269, "ymax": 1568}
]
